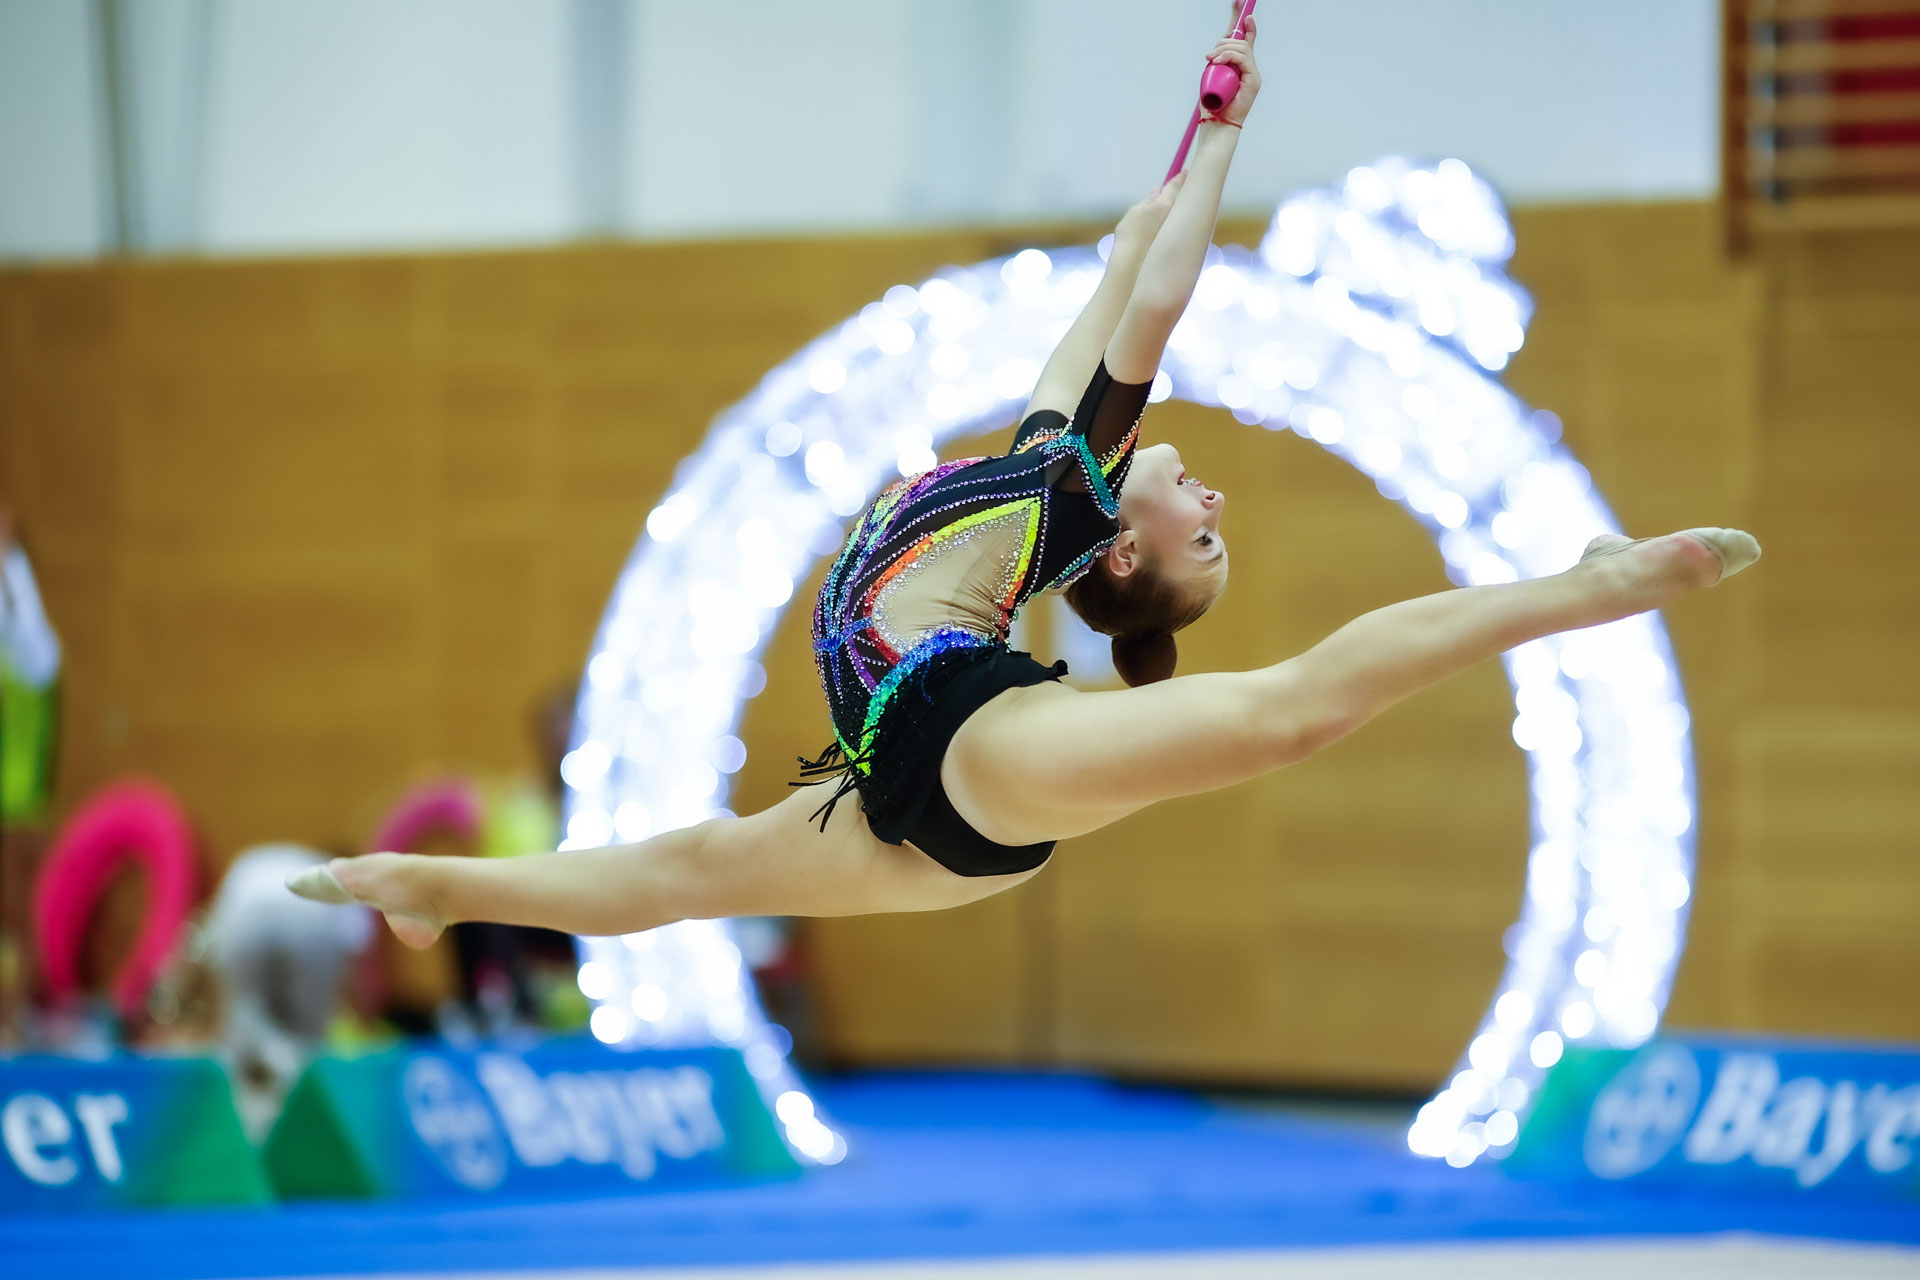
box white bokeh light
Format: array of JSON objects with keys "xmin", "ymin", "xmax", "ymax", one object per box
[{"xmin": 567, "ymin": 157, "xmax": 1695, "ymax": 1171}]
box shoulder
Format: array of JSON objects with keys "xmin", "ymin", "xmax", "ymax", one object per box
[{"xmin": 1010, "ymin": 408, "xmax": 1070, "ymax": 455}]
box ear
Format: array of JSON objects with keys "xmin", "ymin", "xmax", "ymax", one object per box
[{"xmin": 1105, "ymin": 529, "xmax": 1141, "ymax": 580}]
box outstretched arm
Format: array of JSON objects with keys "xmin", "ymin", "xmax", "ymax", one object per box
[
  {"xmin": 1020, "ymin": 177, "xmax": 1183, "ymax": 421},
  {"xmin": 1104, "ymin": 20, "xmax": 1261, "ymax": 384}
]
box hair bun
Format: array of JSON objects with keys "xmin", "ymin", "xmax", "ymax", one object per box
[{"xmin": 1111, "ymin": 632, "xmax": 1178, "ymax": 686}]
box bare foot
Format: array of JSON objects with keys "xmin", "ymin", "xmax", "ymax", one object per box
[
  {"xmin": 287, "ymin": 854, "xmax": 446, "ymax": 950},
  {"xmin": 1577, "ymin": 527, "xmax": 1761, "ymax": 611}
]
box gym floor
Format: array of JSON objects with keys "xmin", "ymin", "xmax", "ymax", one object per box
[
  {"xmin": 334, "ymin": 1240, "xmax": 1920, "ymax": 1280},
  {"xmin": 11, "ymin": 1072, "xmax": 1918, "ymax": 1280}
]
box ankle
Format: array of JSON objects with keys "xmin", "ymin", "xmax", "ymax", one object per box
[{"xmin": 408, "ymin": 855, "xmax": 455, "ymax": 926}]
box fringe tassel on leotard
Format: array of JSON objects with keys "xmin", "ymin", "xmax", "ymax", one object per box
[{"xmin": 790, "ymin": 741, "xmax": 874, "ymax": 831}]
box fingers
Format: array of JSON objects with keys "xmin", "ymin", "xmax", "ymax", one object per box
[{"xmin": 1209, "ymin": 47, "xmax": 1250, "ymax": 72}]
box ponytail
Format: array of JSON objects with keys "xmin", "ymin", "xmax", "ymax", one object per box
[
  {"xmin": 1066, "ymin": 556, "xmax": 1213, "ymax": 687},
  {"xmin": 1110, "ymin": 632, "xmax": 1179, "ymax": 686}
]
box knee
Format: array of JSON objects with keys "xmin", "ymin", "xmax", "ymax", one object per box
[
  {"xmin": 649, "ymin": 818, "xmax": 728, "ymax": 919},
  {"xmin": 1247, "ymin": 663, "xmax": 1363, "ymax": 769}
]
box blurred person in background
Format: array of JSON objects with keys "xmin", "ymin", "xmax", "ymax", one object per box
[
  {"xmin": 365, "ymin": 685, "xmax": 589, "ymax": 1041},
  {"xmin": 204, "ymin": 843, "xmax": 375, "ymax": 1137},
  {"xmin": 0, "ymin": 504, "xmax": 63, "ymax": 1046},
  {"xmin": 447, "ymin": 683, "xmax": 589, "ymax": 1039}
]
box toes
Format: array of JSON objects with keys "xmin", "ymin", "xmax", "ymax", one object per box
[
  {"xmin": 286, "ymin": 863, "xmax": 355, "ymax": 904},
  {"xmin": 1681, "ymin": 527, "xmax": 1762, "ymax": 584}
]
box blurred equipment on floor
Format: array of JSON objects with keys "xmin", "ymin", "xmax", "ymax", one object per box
[
  {"xmin": 30, "ymin": 781, "xmax": 197, "ymax": 1045},
  {"xmin": 205, "ymin": 842, "xmax": 375, "ymax": 1139}
]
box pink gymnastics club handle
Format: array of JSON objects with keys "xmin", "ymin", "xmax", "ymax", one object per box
[
  {"xmin": 1164, "ymin": 0, "xmax": 1258, "ymax": 182},
  {"xmin": 1199, "ymin": 62, "xmax": 1241, "ymax": 114},
  {"xmin": 1164, "ymin": 109, "xmax": 1204, "ymax": 185},
  {"xmin": 1201, "ymin": 0, "xmax": 1257, "ymax": 111}
]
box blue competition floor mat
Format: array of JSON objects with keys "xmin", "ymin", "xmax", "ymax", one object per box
[{"xmin": 7, "ymin": 1070, "xmax": 1919, "ymax": 1279}]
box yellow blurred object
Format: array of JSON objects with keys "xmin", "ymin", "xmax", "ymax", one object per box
[
  {"xmin": 325, "ymin": 1011, "xmax": 400, "ymax": 1058},
  {"xmin": 479, "ymin": 779, "xmax": 560, "ymax": 859}
]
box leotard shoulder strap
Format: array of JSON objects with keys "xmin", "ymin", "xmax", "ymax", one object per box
[{"xmin": 1008, "ymin": 360, "xmax": 1151, "ymax": 518}]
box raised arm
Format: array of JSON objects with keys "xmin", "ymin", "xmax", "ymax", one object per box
[
  {"xmin": 1104, "ymin": 19, "xmax": 1261, "ymax": 384},
  {"xmin": 1019, "ymin": 176, "xmax": 1184, "ymax": 423}
]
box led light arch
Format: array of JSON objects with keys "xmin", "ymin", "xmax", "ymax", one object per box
[{"xmin": 564, "ymin": 157, "xmax": 1698, "ymax": 1169}]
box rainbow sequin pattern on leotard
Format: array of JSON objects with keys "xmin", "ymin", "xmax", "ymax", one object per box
[{"xmin": 809, "ymin": 362, "xmax": 1149, "ymax": 777}]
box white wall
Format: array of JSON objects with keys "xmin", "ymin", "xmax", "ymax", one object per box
[
  {"xmin": 203, "ymin": 0, "xmax": 575, "ymax": 254},
  {"xmin": 0, "ymin": 0, "xmax": 1720, "ymax": 261},
  {"xmin": 0, "ymin": 0, "xmax": 106, "ymax": 258},
  {"xmin": 1263, "ymin": 1, "xmax": 1720, "ymax": 203},
  {"xmin": 627, "ymin": 0, "xmax": 919, "ymax": 236}
]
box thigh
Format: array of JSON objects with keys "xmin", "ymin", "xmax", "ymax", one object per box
[
  {"xmin": 939, "ymin": 662, "xmax": 1313, "ymax": 847},
  {"xmin": 692, "ymin": 786, "xmax": 1043, "ymax": 921}
]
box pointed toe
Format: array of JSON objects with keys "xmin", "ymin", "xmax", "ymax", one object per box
[
  {"xmin": 1685, "ymin": 527, "xmax": 1762, "ymax": 584},
  {"xmin": 286, "ymin": 863, "xmax": 356, "ymax": 905}
]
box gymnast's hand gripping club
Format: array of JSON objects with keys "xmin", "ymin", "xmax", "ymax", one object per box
[{"xmin": 1166, "ymin": 0, "xmax": 1260, "ymax": 183}]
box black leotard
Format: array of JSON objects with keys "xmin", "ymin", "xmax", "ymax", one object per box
[{"xmin": 797, "ymin": 360, "xmax": 1153, "ymax": 875}]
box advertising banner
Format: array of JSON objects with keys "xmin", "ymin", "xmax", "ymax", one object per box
[
  {"xmin": 0, "ymin": 1055, "xmax": 270, "ymax": 1213},
  {"xmin": 1509, "ymin": 1037, "xmax": 1920, "ymax": 1203},
  {"xmin": 265, "ymin": 1038, "xmax": 800, "ymax": 1201}
]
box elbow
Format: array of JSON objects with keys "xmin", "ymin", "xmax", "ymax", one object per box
[
  {"xmin": 1126, "ymin": 291, "xmax": 1190, "ymax": 327},
  {"xmin": 1105, "ymin": 292, "xmax": 1195, "ymax": 382}
]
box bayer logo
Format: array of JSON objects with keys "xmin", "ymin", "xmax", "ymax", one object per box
[
  {"xmin": 403, "ymin": 1057, "xmax": 509, "ymax": 1191},
  {"xmin": 1583, "ymin": 1045, "xmax": 1702, "ymax": 1180}
]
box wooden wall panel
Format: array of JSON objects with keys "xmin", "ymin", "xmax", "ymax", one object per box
[
  {"xmin": 2, "ymin": 204, "xmax": 1917, "ymax": 1088},
  {"xmin": 805, "ymin": 895, "xmax": 1043, "ymax": 1062},
  {"xmin": 1720, "ymin": 224, "xmax": 1920, "ymax": 1042}
]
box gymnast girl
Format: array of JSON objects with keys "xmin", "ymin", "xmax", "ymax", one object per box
[{"xmin": 291, "ymin": 14, "xmax": 1759, "ymax": 947}]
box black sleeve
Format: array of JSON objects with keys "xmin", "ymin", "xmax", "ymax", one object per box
[
  {"xmin": 1006, "ymin": 362, "xmax": 1153, "ymax": 499},
  {"xmin": 1067, "ymin": 360, "xmax": 1153, "ymax": 461}
]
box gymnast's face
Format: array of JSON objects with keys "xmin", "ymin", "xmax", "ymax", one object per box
[{"xmin": 1113, "ymin": 442, "xmax": 1229, "ymax": 597}]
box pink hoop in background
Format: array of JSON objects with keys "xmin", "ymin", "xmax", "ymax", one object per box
[
  {"xmin": 33, "ymin": 780, "xmax": 198, "ymax": 1018},
  {"xmin": 370, "ymin": 780, "xmax": 483, "ymax": 854}
]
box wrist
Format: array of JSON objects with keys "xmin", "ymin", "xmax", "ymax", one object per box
[{"xmin": 1190, "ymin": 123, "xmax": 1240, "ymax": 164}]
